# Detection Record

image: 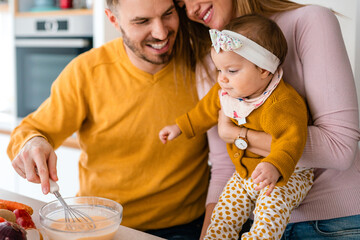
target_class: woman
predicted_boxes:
[176,0,360,239]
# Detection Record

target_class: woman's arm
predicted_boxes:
[218,109,271,157]
[200,203,216,239]
[288,6,360,170]
[204,125,235,204]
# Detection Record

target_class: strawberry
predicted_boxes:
[16,217,36,229]
[13,209,36,229]
[13,209,31,219]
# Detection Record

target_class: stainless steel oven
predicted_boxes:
[15,15,92,117]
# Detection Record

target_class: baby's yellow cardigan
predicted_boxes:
[177,80,308,186]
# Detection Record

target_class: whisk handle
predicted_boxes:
[49,179,60,193]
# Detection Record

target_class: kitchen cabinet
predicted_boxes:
[14,0,92,17]
[14,8,92,17]
[13,0,93,118]
[0,133,81,202]
[0,0,118,119]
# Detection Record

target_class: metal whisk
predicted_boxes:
[49,179,96,231]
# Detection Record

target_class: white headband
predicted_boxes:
[209,29,280,74]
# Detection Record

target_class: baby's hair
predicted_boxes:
[225,14,288,66]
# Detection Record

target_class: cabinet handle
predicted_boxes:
[15,39,90,48]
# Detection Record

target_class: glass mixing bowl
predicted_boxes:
[39,196,123,240]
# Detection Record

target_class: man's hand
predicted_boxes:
[159,124,182,144]
[11,136,58,194]
[251,162,280,196]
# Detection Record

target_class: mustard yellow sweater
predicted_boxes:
[177,80,307,186]
[7,38,210,230]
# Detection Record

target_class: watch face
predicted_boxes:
[235,138,248,150]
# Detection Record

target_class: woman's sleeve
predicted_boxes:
[205,126,235,205]
[296,6,360,170]
[196,57,235,205]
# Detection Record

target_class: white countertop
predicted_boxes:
[0,189,165,240]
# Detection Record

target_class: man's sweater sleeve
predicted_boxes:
[7,57,88,160]
[176,83,222,138]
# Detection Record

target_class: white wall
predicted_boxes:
[93,0,120,48]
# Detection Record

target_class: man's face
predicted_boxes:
[107,0,179,67]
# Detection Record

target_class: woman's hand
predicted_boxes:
[217,109,239,143]
[218,110,272,157]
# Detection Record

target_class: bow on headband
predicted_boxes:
[209,29,280,74]
[209,29,243,53]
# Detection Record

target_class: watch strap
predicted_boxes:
[238,127,248,140]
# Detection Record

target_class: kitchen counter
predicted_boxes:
[0,189,165,240]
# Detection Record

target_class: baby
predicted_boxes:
[159,14,314,240]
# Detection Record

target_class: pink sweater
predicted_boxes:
[202,5,360,223]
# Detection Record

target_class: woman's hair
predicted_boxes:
[233,0,304,17]
[225,14,288,66]
[173,2,197,89]
[180,0,304,82]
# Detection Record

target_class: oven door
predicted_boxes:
[15,38,92,117]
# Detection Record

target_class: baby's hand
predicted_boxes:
[251,162,280,196]
[159,124,182,144]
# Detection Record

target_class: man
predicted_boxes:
[7,0,210,238]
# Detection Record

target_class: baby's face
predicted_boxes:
[211,48,270,99]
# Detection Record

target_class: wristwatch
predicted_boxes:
[234,128,248,150]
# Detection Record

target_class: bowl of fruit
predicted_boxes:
[0,199,42,240]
